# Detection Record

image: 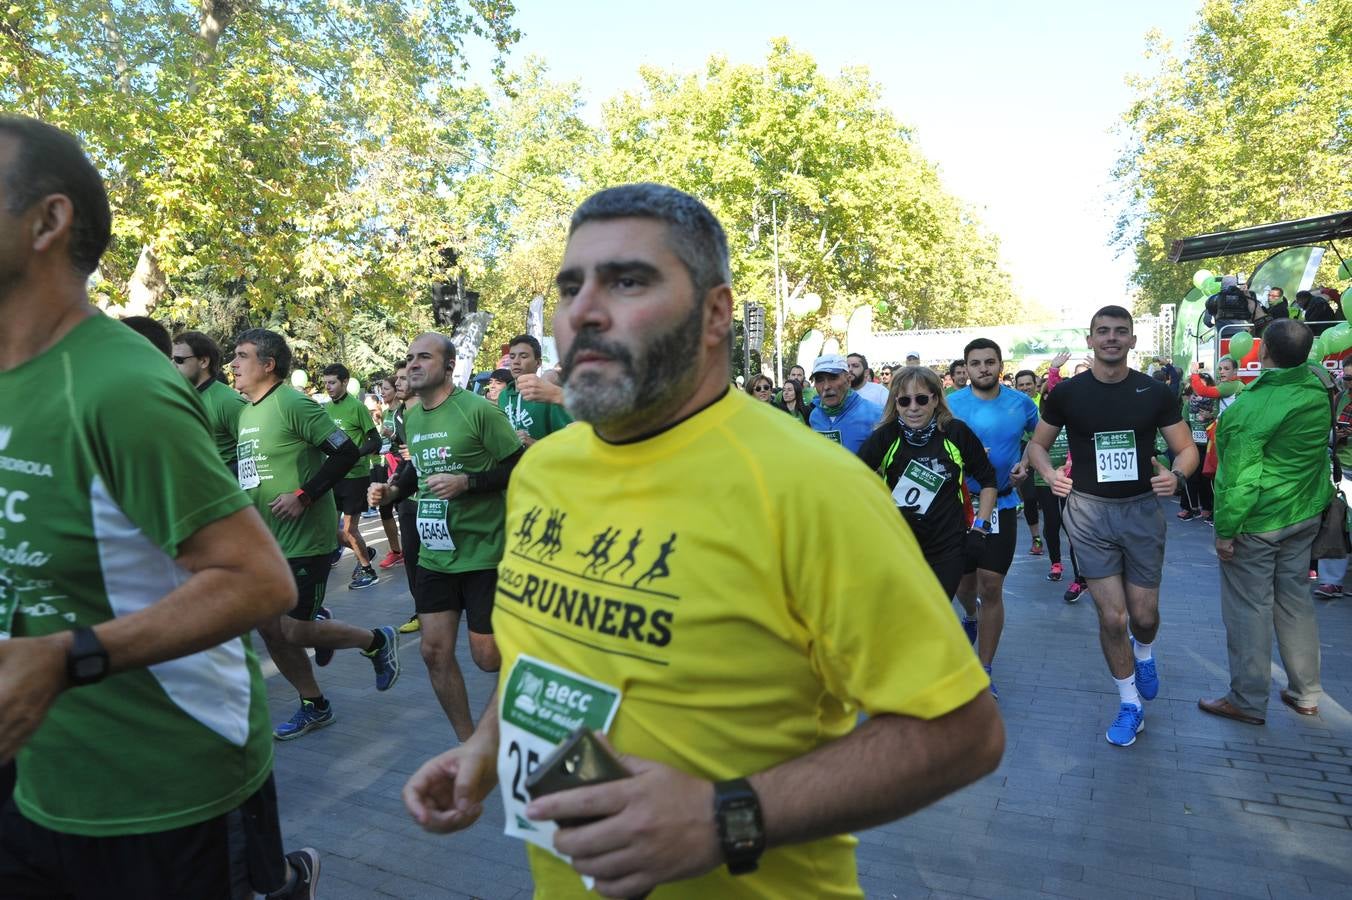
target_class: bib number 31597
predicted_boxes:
[1094,431,1137,483]
[498,655,622,859]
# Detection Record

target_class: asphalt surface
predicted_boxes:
[264,501,1352,898]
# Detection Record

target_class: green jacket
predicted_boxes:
[1213,364,1333,539]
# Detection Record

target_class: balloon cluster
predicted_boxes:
[1193,269,1223,296]
[1313,321,1352,361]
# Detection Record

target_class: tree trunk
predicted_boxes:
[124,246,169,316]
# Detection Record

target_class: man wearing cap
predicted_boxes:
[906,352,921,367]
[809,354,883,453]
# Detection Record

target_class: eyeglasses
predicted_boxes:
[896,394,932,407]
[752,384,772,392]
[172,355,194,365]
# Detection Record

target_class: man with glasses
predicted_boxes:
[172,330,247,474]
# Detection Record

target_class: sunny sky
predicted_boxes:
[469,0,1202,323]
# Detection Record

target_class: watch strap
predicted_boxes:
[714,777,765,875]
[66,626,109,687]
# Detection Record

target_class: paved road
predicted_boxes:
[267,504,1352,898]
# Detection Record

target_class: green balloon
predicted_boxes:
[1203,277,1223,295]
[1192,269,1213,290]
[1331,330,1352,355]
[1228,331,1254,360]
[1339,258,1352,282]
[876,301,890,313]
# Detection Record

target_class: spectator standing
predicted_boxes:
[1199,320,1332,724]
[773,377,812,425]
[1315,371,1352,599]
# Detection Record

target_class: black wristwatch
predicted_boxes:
[714,778,765,875]
[66,626,110,686]
[1171,469,1187,482]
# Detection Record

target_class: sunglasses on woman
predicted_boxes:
[896,393,932,407]
[753,384,772,392]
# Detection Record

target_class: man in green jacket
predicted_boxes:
[1200,320,1333,725]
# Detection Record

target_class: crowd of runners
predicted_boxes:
[1,115,1342,899]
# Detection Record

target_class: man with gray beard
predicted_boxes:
[401,183,1002,899]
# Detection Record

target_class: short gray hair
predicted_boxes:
[570,183,731,299]
[235,328,292,380]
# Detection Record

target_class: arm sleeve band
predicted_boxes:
[299,431,362,499]
[465,446,525,494]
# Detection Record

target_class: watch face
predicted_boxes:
[75,657,104,679]
[724,805,759,841]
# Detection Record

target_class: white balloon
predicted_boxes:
[291,370,309,388]
[348,377,361,396]
[822,337,841,356]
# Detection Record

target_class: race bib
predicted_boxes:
[972,502,1000,534]
[893,459,945,515]
[416,499,455,551]
[499,655,622,861]
[1191,428,1208,444]
[820,429,842,444]
[236,443,260,490]
[1094,431,1138,483]
[0,587,15,640]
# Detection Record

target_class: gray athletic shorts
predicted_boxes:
[1063,491,1166,588]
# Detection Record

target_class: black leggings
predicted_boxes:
[397,499,420,595]
[1019,476,1039,526]
[1182,442,1213,512]
[1035,485,1080,579]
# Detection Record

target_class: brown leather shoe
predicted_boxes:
[1198,697,1265,725]
[1280,690,1319,716]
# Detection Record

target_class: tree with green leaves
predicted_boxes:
[1,0,519,368]
[1114,0,1352,313]
[590,39,1020,373]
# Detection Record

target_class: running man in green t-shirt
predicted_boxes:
[370,333,524,740]
[232,329,401,741]
[171,330,247,473]
[321,362,382,589]
[0,115,319,899]
[499,333,572,445]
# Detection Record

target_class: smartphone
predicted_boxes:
[525,726,630,828]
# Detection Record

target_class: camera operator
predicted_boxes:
[1205,274,1269,337]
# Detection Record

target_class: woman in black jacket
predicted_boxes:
[857,366,997,597]
[773,377,812,424]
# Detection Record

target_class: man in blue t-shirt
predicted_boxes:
[946,338,1039,699]
[808,353,883,453]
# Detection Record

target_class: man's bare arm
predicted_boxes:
[0,507,296,761]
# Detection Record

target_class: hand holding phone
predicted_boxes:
[525,726,630,828]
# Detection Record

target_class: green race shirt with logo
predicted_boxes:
[237,384,340,557]
[325,391,375,479]
[197,377,248,468]
[0,314,271,837]
[497,384,573,442]
[406,389,522,573]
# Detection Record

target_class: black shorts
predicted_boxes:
[370,465,395,521]
[286,554,329,621]
[0,774,286,900]
[332,476,370,516]
[414,566,496,633]
[963,507,1018,576]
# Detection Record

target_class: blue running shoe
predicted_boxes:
[983,664,999,701]
[313,607,334,667]
[1105,703,1144,747]
[364,625,400,691]
[349,565,378,590]
[329,548,343,568]
[274,700,334,741]
[1131,637,1159,701]
[961,616,978,645]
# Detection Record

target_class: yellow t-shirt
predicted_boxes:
[495,389,988,899]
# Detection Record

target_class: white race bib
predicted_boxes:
[892,459,945,515]
[1094,431,1138,483]
[499,655,622,861]
[1191,428,1208,444]
[973,502,1000,534]
[237,443,260,490]
[416,499,455,551]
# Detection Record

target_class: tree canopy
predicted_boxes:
[1114,0,1352,313]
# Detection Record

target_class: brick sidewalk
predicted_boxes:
[269,510,1352,898]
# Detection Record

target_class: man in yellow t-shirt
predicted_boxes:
[402,184,1003,899]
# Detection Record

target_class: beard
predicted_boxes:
[561,302,704,428]
[850,371,866,389]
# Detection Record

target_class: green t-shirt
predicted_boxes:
[1,314,271,837]
[407,389,522,573]
[237,384,340,558]
[196,377,247,469]
[498,384,573,442]
[1034,429,1070,487]
[325,391,376,479]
